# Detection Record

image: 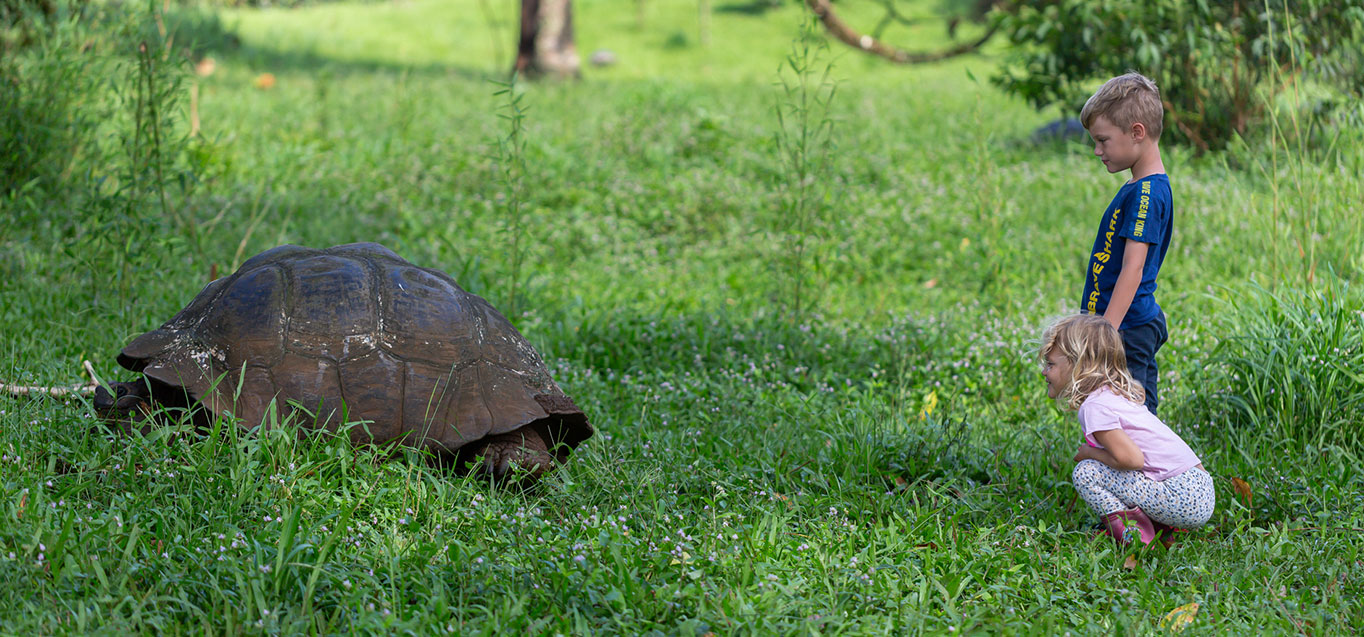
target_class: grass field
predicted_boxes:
[2,0,1363,633]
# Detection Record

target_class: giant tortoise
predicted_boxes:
[93,242,592,481]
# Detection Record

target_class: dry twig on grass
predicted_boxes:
[0,360,100,398]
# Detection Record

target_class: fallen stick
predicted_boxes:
[0,382,95,398]
[83,360,103,387]
[0,360,100,398]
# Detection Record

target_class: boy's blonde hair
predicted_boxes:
[1080,72,1164,141]
[1039,314,1145,410]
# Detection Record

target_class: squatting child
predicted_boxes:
[1078,72,1173,415]
[1041,314,1213,546]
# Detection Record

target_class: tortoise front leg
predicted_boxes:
[473,425,556,482]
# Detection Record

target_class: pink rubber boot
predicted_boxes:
[1101,507,1156,546]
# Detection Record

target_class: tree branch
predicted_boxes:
[870,0,933,40]
[804,0,999,65]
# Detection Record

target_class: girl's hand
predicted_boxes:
[1072,431,1145,470]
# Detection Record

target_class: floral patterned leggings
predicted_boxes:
[1072,460,1216,529]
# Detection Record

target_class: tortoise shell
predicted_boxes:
[116,242,591,459]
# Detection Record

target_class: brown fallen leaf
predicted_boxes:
[1231,477,1252,507]
[17,493,26,519]
[1160,602,1200,632]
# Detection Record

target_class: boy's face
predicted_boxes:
[1042,349,1073,400]
[1088,115,1141,174]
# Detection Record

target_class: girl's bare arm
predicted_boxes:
[1075,429,1146,471]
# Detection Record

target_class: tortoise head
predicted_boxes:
[93,380,154,426]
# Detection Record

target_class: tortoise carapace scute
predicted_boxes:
[114,242,591,474]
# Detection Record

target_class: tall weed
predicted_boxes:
[489,73,531,318]
[87,5,194,312]
[771,17,837,323]
[1179,281,1364,453]
[1223,0,1364,284]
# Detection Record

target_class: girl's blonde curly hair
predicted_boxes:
[1039,314,1145,410]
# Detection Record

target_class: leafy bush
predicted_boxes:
[2,0,207,313]
[174,0,383,8]
[1,1,108,195]
[1,0,207,197]
[991,0,1364,153]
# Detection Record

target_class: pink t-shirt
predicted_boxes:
[1079,386,1202,481]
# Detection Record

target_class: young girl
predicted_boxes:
[1040,314,1214,545]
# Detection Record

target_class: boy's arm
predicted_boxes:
[1102,239,1149,330]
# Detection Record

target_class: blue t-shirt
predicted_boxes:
[1080,174,1173,330]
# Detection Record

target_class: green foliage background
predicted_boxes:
[1,0,1362,633]
[992,0,1364,153]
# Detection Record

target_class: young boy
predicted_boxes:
[1078,72,1173,416]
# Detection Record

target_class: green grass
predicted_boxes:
[2,0,1363,633]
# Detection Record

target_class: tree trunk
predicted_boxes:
[515,0,580,79]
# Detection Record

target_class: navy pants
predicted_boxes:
[1121,312,1168,415]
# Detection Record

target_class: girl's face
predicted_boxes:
[1042,348,1073,400]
